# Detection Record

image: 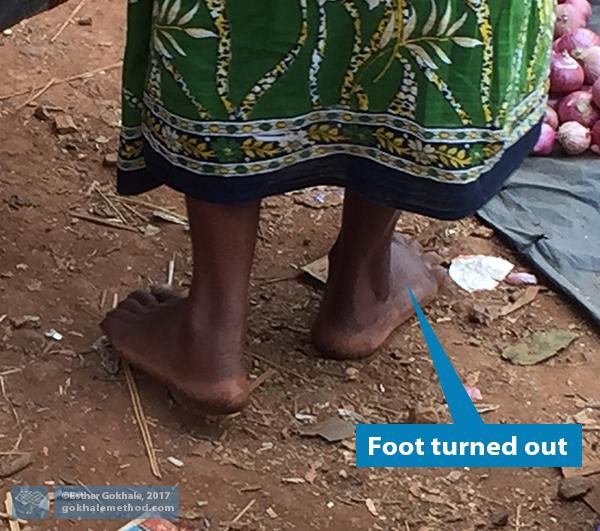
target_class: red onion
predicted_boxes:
[550,51,584,94]
[564,0,593,21]
[580,47,600,84]
[555,4,587,39]
[557,90,600,127]
[557,121,592,155]
[548,95,562,109]
[592,79,600,107]
[592,121,600,154]
[544,106,559,130]
[532,123,557,156]
[553,28,600,59]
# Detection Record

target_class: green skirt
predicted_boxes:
[118,0,553,219]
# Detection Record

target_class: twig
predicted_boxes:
[476,404,500,415]
[263,274,299,284]
[225,499,256,531]
[15,78,56,111]
[0,62,121,102]
[123,363,161,478]
[0,511,26,525]
[111,295,161,479]
[477,494,508,507]
[249,368,276,392]
[373,403,403,417]
[4,492,20,531]
[167,257,175,287]
[107,195,182,217]
[12,430,24,452]
[246,352,311,383]
[50,0,87,43]
[404,521,411,531]
[94,185,128,225]
[0,369,22,377]
[99,289,107,310]
[515,503,522,531]
[118,201,149,223]
[70,212,138,233]
[0,377,20,426]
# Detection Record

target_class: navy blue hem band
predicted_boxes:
[117,123,541,221]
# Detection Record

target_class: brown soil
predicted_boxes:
[0,4,599,530]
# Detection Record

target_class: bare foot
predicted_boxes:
[101,287,249,415]
[312,236,446,360]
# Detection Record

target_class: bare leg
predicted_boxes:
[312,191,445,359]
[101,197,260,414]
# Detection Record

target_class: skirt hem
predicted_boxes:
[117,122,541,221]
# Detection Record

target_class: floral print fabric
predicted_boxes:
[118,0,553,188]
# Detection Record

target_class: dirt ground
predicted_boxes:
[1,3,599,530]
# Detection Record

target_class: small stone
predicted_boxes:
[54,114,77,134]
[471,225,494,239]
[345,367,359,381]
[412,406,440,424]
[26,280,42,292]
[34,105,52,121]
[102,153,118,167]
[77,16,93,26]
[365,498,378,517]
[490,508,510,527]
[558,476,593,500]
[304,468,317,484]
[0,453,33,478]
[142,224,161,237]
[446,470,462,483]
[10,315,40,329]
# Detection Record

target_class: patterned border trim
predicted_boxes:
[118,83,546,185]
[141,82,546,144]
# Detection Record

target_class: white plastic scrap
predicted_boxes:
[45,329,63,341]
[167,456,184,468]
[449,255,514,293]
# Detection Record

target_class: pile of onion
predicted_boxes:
[533,0,600,156]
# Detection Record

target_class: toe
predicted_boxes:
[128,289,157,307]
[150,285,179,303]
[100,309,135,339]
[117,298,146,314]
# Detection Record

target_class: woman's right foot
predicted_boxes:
[101,288,249,415]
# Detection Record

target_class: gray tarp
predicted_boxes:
[479,2,600,327]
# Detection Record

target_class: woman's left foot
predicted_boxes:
[312,235,446,360]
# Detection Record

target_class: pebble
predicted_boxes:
[102,153,118,167]
[54,114,77,134]
[345,367,359,381]
[490,508,510,527]
[558,476,593,500]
